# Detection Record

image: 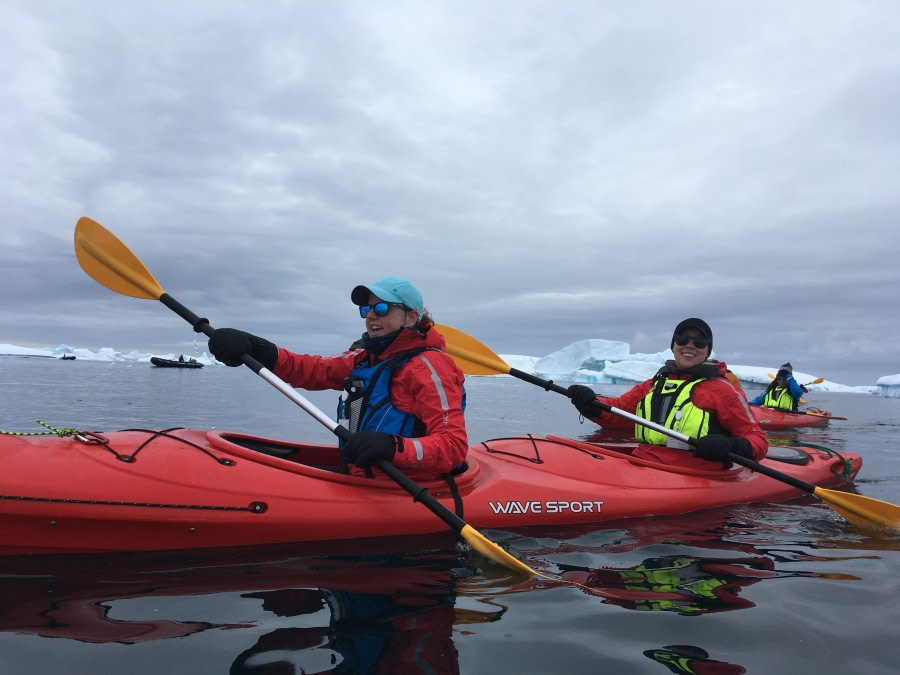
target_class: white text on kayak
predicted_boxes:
[487,500,604,514]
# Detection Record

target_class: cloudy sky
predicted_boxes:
[3,1,897,385]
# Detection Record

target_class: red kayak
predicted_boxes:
[751,406,839,429]
[0,428,861,555]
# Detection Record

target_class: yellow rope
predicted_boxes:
[0,420,82,437]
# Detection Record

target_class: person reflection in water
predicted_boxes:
[557,553,779,615]
[644,644,747,674]
[229,569,468,674]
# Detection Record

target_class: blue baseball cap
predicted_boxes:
[351,277,424,316]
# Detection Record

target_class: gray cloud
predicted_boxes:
[2,1,897,385]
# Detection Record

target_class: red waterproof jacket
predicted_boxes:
[587,360,767,469]
[273,325,468,481]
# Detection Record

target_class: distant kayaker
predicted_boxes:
[566,318,767,468]
[749,363,803,412]
[208,277,468,482]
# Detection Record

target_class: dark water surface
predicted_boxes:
[2,359,899,674]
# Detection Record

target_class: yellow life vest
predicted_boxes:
[635,377,711,446]
[762,386,797,411]
[620,556,728,614]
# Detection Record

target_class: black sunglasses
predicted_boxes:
[358,302,408,318]
[673,333,710,349]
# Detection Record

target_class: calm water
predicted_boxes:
[1,358,899,674]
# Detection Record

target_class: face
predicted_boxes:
[363,293,419,337]
[673,327,710,370]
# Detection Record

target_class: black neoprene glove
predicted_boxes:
[567,385,601,418]
[208,328,278,369]
[344,431,401,477]
[692,435,753,463]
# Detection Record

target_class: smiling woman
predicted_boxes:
[565,317,768,470]
[208,276,469,485]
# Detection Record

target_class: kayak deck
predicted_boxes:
[752,406,835,429]
[0,428,862,555]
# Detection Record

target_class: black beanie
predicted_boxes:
[671,318,713,353]
[777,362,793,377]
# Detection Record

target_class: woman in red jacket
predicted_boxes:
[208,277,468,482]
[567,318,766,469]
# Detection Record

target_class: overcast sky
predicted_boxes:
[3,1,898,385]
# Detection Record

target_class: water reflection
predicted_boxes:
[554,553,778,615]
[0,541,487,674]
[643,644,746,674]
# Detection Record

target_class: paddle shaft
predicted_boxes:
[160,292,471,532]
[510,367,822,496]
[750,403,846,421]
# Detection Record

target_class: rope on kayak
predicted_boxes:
[0,420,84,437]
[0,493,267,513]
[481,434,545,463]
[789,441,854,482]
[481,435,609,463]
[0,424,236,468]
[92,427,237,466]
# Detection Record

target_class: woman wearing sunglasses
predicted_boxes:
[748,363,804,411]
[208,277,468,482]
[567,318,767,468]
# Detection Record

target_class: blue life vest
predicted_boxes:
[337,348,434,453]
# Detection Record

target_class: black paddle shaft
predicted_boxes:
[158,292,272,374]
[510,367,818,496]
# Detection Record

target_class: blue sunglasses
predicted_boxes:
[358,302,408,318]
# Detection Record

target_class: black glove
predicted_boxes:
[567,385,600,418]
[344,431,401,476]
[208,328,278,369]
[692,435,753,463]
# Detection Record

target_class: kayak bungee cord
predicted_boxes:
[787,441,855,481]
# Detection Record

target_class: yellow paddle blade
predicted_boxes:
[813,487,900,533]
[434,324,512,376]
[459,525,539,576]
[74,217,165,300]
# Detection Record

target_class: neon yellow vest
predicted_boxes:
[635,378,710,446]
[762,386,796,411]
[621,557,728,614]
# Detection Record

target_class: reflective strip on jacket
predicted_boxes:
[273,326,468,480]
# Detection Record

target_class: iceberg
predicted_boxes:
[876,374,900,399]
[0,340,893,396]
[502,341,886,396]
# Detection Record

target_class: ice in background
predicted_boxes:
[4,338,897,398]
